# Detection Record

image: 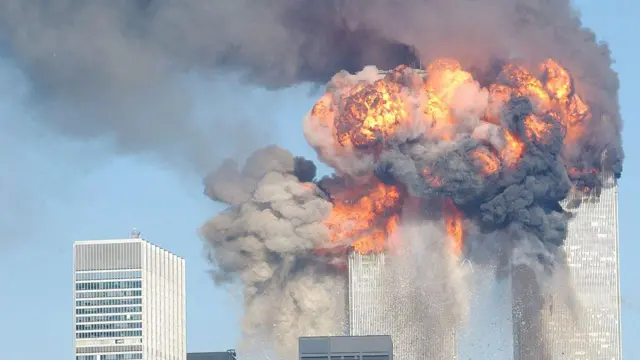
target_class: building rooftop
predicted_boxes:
[187,352,235,360]
[73,229,184,260]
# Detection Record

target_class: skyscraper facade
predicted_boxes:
[347,251,457,359]
[512,171,622,359]
[74,232,186,360]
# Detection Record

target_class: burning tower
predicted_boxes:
[336,69,460,360]
[512,161,622,359]
[202,57,623,359]
[347,250,459,359]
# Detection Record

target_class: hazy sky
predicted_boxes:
[0,1,637,359]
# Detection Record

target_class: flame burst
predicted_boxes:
[336,81,408,148]
[308,57,592,255]
[471,148,500,175]
[443,198,464,256]
[323,181,404,254]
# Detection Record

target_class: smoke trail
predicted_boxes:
[200,146,346,358]
[0,0,621,173]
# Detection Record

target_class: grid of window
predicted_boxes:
[76,290,142,299]
[76,322,142,331]
[76,280,142,291]
[76,314,142,323]
[76,354,143,360]
[539,174,622,359]
[76,345,143,354]
[76,306,142,315]
[76,330,142,339]
[76,298,142,307]
[101,354,143,360]
[512,172,622,360]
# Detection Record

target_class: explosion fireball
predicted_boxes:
[304,58,600,258]
[203,54,621,358]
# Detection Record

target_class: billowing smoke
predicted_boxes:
[203,59,621,356]
[1,0,622,358]
[0,0,621,172]
[200,146,346,358]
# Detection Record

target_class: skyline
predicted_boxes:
[0,2,638,360]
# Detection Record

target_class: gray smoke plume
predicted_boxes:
[0,0,622,174]
[200,146,346,358]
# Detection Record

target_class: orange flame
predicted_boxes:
[422,167,442,187]
[470,149,500,175]
[335,80,408,148]
[443,198,464,255]
[323,181,404,254]
[501,63,552,111]
[523,115,552,143]
[540,59,590,144]
[501,130,525,167]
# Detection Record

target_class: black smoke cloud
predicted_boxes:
[0,0,622,174]
[374,94,572,273]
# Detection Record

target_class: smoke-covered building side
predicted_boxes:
[201,56,622,359]
[348,251,458,359]
[513,167,622,360]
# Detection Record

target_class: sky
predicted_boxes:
[0,1,637,359]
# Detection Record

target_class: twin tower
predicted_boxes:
[345,171,622,359]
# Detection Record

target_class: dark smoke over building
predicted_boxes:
[202,57,622,357]
[0,0,622,172]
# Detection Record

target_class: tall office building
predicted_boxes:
[74,231,186,360]
[512,171,622,359]
[347,251,457,359]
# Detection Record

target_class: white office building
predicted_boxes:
[73,231,186,360]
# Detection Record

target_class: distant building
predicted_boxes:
[299,335,393,360]
[73,231,186,360]
[512,170,622,359]
[187,351,237,360]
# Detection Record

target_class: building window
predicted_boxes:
[76,345,143,354]
[99,353,143,360]
[76,298,142,307]
[76,280,142,291]
[76,322,142,331]
[75,330,142,339]
[76,314,142,323]
[76,306,142,315]
[76,290,142,299]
